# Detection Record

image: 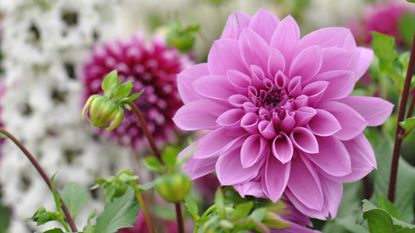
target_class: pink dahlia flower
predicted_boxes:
[174,9,393,219]
[83,35,189,151]
[349,1,415,44]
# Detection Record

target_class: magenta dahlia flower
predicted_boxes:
[118,212,178,233]
[349,1,415,44]
[174,9,393,219]
[83,35,189,151]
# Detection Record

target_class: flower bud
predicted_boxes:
[82,95,124,131]
[155,172,191,203]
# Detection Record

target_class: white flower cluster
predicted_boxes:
[0,0,133,232]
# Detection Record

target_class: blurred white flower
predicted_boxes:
[0,0,135,232]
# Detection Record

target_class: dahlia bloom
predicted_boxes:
[174,9,393,219]
[349,1,415,44]
[83,35,188,151]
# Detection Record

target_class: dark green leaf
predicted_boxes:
[95,187,139,233]
[61,182,89,219]
[231,201,254,220]
[31,208,60,226]
[364,208,395,233]
[143,156,165,173]
[377,193,401,219]
[184,196,199,220]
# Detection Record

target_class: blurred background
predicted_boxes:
[0,0,414,232]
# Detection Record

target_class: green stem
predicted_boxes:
[129,102,186,233]
[0,128,78,232]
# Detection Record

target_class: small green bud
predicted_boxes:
[166,23,200,52]
[82,95,124,131]
[156,172,191,203]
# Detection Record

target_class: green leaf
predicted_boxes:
[214,189,225,218]
[0,132,6,138]
[372,136,415,222]
[371,32,398,62]
[231,201,254,220]
[400,117,415,135]
[61,182,89,219]
[377,193,401,219]
[138,181,156,191]
[43,229,64,233]
[364,208,395,233]
[113,81,133,100]
[150,205,176,220]
[262,212,290,229]
[407,0,415,3]
[104,184,117,203]
[399,14,415,47]
[184,196,199,220]
[31,207,60,226]
[249,208,266,222]
[162,146,179,171]
[102,70,120,94]
[95,187,139,233]
[143,156,165,173]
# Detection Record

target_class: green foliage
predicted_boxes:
[371,32,403,89]
[31,207,60,226]
[400,116,415,136]
[166,21,200,52]
[162,146,180,171]
[193,188,292,233]
[95,187,139,233]
[93,170,138,202]
[372,137,415,222]
[184,195,200,220]
[61,182,89,219]
[143,156,165,173]
[362,200,415,233]
[155,172,192,203]
[399,14,415,47]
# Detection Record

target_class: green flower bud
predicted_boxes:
[166,23,200,52]
[82,95,124,131]
[156,172,191,203]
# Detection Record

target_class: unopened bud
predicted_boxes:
[82,95,124,131]
[156,172,191,203]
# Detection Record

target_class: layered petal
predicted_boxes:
[270,15,300,62]
[249,8,280,42]
[221,11,251,39]
[338,96,393,126]
[208,39,247,75]
[177,64,209,104]
[263,156,291,202]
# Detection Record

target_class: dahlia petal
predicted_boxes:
[258,120,277,139]
[287,157,324,211]
[299,27,356,50]
[173,99,227,131]
[322,101,368,140]
[227,70,251,89]
[228,94,250,107]
[302,81,328,106]
[241,134,267,168]
[180,142,217,179]
[315,70,356,100]
[208,39,247,75]
[288,76,302,97]
[308,109,341,136]
[285,189,328,220]
[280,111,296,133]
[294,107,317,126]
[289,46,322,82]
[270,15,300,62]
[193,75,234,100]
[194,127,246,159]
[241,112,259,133]
[290,127,319,154]
[263,156,291,202]
[235,181,266,198]
[294,95,309,108]
[319,48,354,73]
[277,223,320,233]
[268,48,286,77]
[306,136,351,177]
[177,64,209,104]
[274,71,289,89]
[349,48,374,79]
[340,134,376,182]
[217,108,245,126]
[249,8,280,42]
[272,132,294,163]
[239,29,270,69]
[221,11,252,39]
[216,146,261,185]
[338,96,393,126]
[319,176,343,218]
